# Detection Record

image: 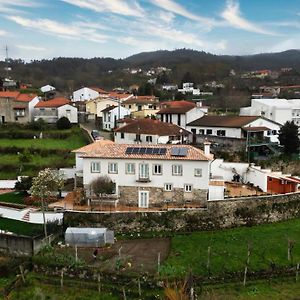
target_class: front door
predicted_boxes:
[138,191,149,208]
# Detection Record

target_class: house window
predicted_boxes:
[153,105,157,110]
[272,130,277,135]
[206,129,212,135]
[128,105,132,109]
[184,184,193,192]
[108,163,118,174]
[126,163,135,174]
[139,163,149,179]
[149,105,153,109]
[172,164,183,176]
[194,168,202,177]
[146,136,152,143]
[217,130,226,136]
[153,164,162,175]
[135,134,141,142]
[267,130,271,136]
[91,162,100,173]
[164,183,173,191]
[199,129,205,135]
[121,132,125,139]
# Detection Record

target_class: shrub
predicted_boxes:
[56,117,71,130]
[28,118,48,131]
[15,176,33,192]
[91,176,115,196]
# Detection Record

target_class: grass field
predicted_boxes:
[0,126,89,179]
[161,218,300,278]
[0,192,25,204]
[0,217,43,236]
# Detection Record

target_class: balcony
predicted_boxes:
[136,177,151,183]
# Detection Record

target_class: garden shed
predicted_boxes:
[65,227,114,247]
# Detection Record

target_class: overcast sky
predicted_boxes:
[0,0,300,61]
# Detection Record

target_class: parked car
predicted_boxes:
[91,130,103,141]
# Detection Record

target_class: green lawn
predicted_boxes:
[161,218,300,278]
[0,192,25,204]
[198,278,300,299]
[0,218,43,236]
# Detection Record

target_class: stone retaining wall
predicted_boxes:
[64,192,300,233]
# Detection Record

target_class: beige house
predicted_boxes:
[122,96,159,118]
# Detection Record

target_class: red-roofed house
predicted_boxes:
[73,87,109,102]
[34,97,78,123]
[157,100,208,128]
[114,118,191,144]
[0,91,39,123]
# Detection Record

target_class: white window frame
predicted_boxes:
[138,190,149,208]
[194,168,202,177]
[172,164,183,176]
[184,184,193,193]
[91,162,100,173]
[153,164,162,175]
[125,163,135,174]
[108,162,118,174]
[139,163,149,179]
[164,183,173,191]
[146,136,153,143]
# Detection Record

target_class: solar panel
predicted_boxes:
[139,147,146,154]
[158,148,167,155]
[152,148,160,154]
[132,147,139,154]
[125,147,134,154]
[171,147,188,156]
[145,148,153,154]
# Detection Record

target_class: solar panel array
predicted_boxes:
[125,147,167,155]
[170,147,188,157]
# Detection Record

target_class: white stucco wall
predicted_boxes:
[57,104,78,123]
[208,185,225,200]
[0,180,17,189]
[82,158,210,192]
[73,87,99,102]
[96,99,119,117]
[102,107,130,131]
[28,96,40,121]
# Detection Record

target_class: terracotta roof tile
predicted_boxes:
[16,94,37,102]
[101,105,117,113]
[187,115,260,128]
[114,118,190,135]
[35,97,70,108]
[0,92,37,102]
[0,91,20,98]
[157,100,196,114]
[73,140,211,161]
[123,95,159,104]
[108,92,133,100]
[89,87,109,94]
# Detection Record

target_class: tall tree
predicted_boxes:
[30,168,64,241]
[278,121,300,155]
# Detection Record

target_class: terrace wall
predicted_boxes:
[64,191,300,233]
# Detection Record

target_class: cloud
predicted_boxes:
[16,45,46,51]
[61,0,144,17]
[150,0,215,27]
[221,0,275,35]
[0,0,39,13]
[0,29,7,36]
[158,10,175,24]
[6,15,108,43]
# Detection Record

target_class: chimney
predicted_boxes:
[204,140,211,156]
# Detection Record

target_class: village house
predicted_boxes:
[0,91,39,123]
[122,95,159,118]
[178,82,201,95]
[211,159,300,194]
[240,98,300,126]
[157,100,208,129]
[114,118,191,144]
[102,105,130,130]
[40,84,55,93]
[72,87,108,102]
[73,140,217,208]
[34,97,78,123]
[186,115,281,143]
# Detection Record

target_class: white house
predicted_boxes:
[73,87,108,102]
[102,105,130,130]
[73,140,216,208]
[114,118,191,144]
[178,82,200,95]
[40,85,55,93]
[240,98,300,126]
[157,100,208,129]
[34,97,78,123]
[186,115,281,143]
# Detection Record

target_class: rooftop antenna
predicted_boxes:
[5,45,8,61]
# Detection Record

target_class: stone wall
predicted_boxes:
[64,192,300,233]
[118,186,207,207]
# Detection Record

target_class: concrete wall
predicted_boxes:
[64,191,300,233]
[73,88,99,102]
[58,104,78,123]
[0,180,17,189]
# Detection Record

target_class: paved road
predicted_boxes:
[80,122,113,141]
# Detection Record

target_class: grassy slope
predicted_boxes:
[0,217,42,236]
[0,192,25,204]
[161,218,300,277]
